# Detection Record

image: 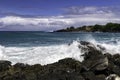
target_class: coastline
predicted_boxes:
[0,41,120,80]
[54,23,120,33]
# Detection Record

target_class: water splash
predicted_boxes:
[0,38,120,65]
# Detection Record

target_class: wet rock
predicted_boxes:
[79,41,97,54]
[110,65,120,76]
[42,58,82,75]
[104,53,113,61]
[82,71,96,80]
[80,41,91,45]
[113,54,120,66]
[104,53,120,76]
[106,74,120,80]
[36,58,84,80]
[0,60,11,72]
[82,50,108,71]
[95,74,106,80]
[0,43,120,80]
[13,63,30,70]
[79,41,108,71]
[58,58,82,70]
[97,44,106,51]
[38,72,85,80]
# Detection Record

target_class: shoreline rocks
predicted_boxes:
[106,74,120,80]
[0,60,11,72]
[0,41,120,80]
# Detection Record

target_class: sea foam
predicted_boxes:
[0,39,120,65]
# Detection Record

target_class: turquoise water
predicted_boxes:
[0,31,120,65]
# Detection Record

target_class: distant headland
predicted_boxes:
[54,23,120,32]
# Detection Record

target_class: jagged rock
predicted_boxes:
[57,58,82,70]
[104,53,120,76]
[81,42,108,71]
[2,71,26,80]
[0,60,11,72]
[109,65,120,76]
[0,44,120,80]
[36,58,84,80]
[79,41,97,54]
[80,41,91,45]
[113,54,120,66]
[13,63,29,70]
[104,53,113,61]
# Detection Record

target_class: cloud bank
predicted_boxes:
[0,6,120,31]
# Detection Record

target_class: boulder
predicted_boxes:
[0,60,11,72]
[113,54,120,66]
[79,41,97,54]
[1,42,120,80]
[58,58,82,70]
[13,63,29,71]
[82,58,108,71]
[80,41,108,71]
[105,53,120,76]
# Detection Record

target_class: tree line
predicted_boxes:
[55,23,120,32]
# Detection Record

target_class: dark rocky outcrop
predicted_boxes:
[0,41,120,80]
[0,60,11,72]
[79,41,108,71]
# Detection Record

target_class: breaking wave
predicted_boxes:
[0,38,120,65]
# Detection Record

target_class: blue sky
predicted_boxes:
[0,0,120,31]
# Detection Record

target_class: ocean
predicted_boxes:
[0,31,120,65]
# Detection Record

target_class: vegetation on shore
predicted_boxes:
[55,23,120,32]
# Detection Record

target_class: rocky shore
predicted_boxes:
[0,41,120,80]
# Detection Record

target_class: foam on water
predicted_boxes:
[0,39,120,65]
[0,45,7,59]
[0,41,84,65]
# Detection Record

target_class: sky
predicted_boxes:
[0,0,120,31]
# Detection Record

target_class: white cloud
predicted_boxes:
[0,16,73,31]
[0,6,120,31]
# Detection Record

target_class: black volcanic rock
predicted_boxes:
[80,41,108,71]
[0,41,120,80]
[0,60,11,72]
[95,74,106,80]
